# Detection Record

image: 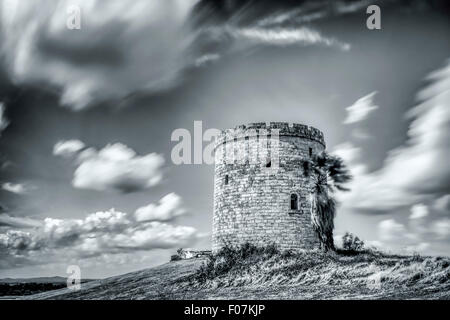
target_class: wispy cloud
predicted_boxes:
[53,139,85,158]
[372,205,449,255]
[231,27,350,51]
[333,61,450,255]
[343,91,379,124]
[0,0,355,109]
[431,218,450,239]
[194,53,221,67]
[351,128,372,140]
[433,194,450,212]
[0,102,8,135]
[337,60,450,211]
[1,182,28,194]
[0,0,198,110]
[0,214,42,228]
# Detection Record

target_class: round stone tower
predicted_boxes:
[212,122,326,252]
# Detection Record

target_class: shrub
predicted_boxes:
[281,249,294,259]
[193,242,280,283]
[342,232,365,252]
[170,254,181,261]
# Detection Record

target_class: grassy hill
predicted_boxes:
[16,247,450,300]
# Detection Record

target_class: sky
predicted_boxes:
[0,0,449,278]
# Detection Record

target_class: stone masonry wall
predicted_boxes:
[212,122,325,252]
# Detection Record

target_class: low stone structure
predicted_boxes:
[172,249,212,261]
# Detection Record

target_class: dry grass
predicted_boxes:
[19,244,450,300]
[175,244,449,299]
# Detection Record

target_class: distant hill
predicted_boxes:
[14,249,450,300]
[0,276,97,297]
[0,276,68,284]
[0,276,96,284]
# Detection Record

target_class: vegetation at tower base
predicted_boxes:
[193,242,280,282]
[181,243,449,300]
[302,151,352,252]
[342,232,365,252]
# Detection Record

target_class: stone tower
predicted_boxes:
[212,122,326,252]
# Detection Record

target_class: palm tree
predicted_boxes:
[302,151,352,251]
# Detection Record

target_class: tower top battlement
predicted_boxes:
[215,122,325,148]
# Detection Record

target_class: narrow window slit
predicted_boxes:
[290,194,298,210]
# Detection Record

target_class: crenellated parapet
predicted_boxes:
[214,122,325,149]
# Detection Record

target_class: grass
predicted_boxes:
[183,243,450,299]
[20,243,450,300]
[193,242,280,282]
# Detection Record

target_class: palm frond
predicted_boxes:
[302,150,353,251]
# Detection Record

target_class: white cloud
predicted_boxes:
[256,1,372,28]
[1,182,28,194]
[0,230,38,251]
[376,219,431,253]
[54,141,165,193]
[351,128,372,140]
[433,194,450,213]
[343,91,378,124]
[135,193,185,222]
[336,0,374,14]
[405,242,430,253]
[332,143,367,176]
[370,208,450,255]
[430,218,450,239]
[195,53,221,67]
[339,61,450,211]
[409,204,429,220]
[53,139,85,158]
[113,222,197,250]
[0,1,355,109]
[73,143,164,192]
[0,199,198,269]
[378,219,406,242]
[365,240,383,249]
[231,27,350,51]
[0,0,197,110]
[332,142,361,164]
